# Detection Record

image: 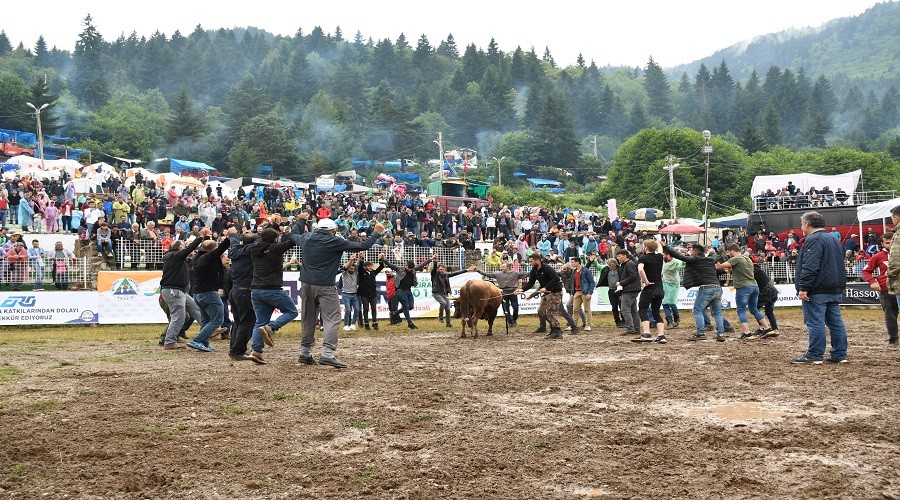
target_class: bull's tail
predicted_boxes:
[460,282,469,337]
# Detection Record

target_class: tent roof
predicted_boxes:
[170,159,217,174]
[750,170,861,199]
[527,178,562,186]
[857,197,900,222]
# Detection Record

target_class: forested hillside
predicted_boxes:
[0,11,898,215]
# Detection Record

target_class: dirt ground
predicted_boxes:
[0,307,898,499]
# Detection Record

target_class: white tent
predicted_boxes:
[4,155,41,168]
[205,180,236,200]
[856,197,900,222]
[856,197,900,237]
[750,170,862,202]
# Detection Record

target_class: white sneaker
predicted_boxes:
[584,326,592,331]
[350,324,357,330]
[343,325,352,331]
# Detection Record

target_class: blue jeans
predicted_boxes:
[193,290,224,346]
[734,285,764,324]
[801,293,848,361]
[393,289,414,323]
[342,293,361,326]
[693,286,724,335]
[250,289,298,352]
[0,209,6,227]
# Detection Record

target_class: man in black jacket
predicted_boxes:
[430,255,470,327]
[160,228,208,349]
[615,250,642,335]
[248,227,298,364]
[294,216,384,369]
[381,254,431,330]
[227,229,258,362]
[664,243,726,341]
[516,251,565,339]
[187,232,232,352]
[356,252,384,331]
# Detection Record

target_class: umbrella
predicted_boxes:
[659,223,704,234]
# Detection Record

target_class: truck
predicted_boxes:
[0,142,34,158]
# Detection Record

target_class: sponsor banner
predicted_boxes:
[0,291,98,325]
[97,271,167,324]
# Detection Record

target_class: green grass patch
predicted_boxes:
[357,467,380,483]
[55,360,76,368]
[220,405,252,416]
[0,363,22,382]
[29,398,60,413]
[2,463,29,480]
[346,418,373,430]
[406,412,440,423]
[272,391,311,402]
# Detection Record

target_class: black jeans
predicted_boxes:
[502,294,519,322]
[229,287,255,356]
[608,288,622,324]
[881,291,899,340]
[359,294,379,325]
[638,284,664,324]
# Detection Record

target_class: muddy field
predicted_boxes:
[0,307,898,499]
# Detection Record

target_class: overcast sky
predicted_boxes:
[5,0,886,68]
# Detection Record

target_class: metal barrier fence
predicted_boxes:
[0,257,91,290]
[110,240,870,284]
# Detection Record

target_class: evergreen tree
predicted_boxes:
[166,86,206,143]
[760,104,783,147]
[576,53,585,69]
[739,121,767,154]
[33,36,49,67]
[437,34,459,59]
[27,76,61,135]
[229,111,299,175]
[72,14,111,109]
[461,44,486,84]
[542,47,556,68]
[643,56,671,121]
[0,31,11,55]
[509,47,527,87]
[800,76,834,148]
[219,75,272,160]
[487,38,501,67]
[879,86,899,130]
[535,93,580,168]
[627,101,648,137]
[0,73,30,131]
[412,34,433,66]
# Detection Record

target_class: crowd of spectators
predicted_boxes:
[0,169,888,290]
[755,181,850,211]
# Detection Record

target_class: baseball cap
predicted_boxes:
[317,218,337,230]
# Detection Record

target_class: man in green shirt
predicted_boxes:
[716,243,772,339]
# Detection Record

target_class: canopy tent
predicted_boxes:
[0,163,18,173]
[750,170,861,202]
[205,180,236,200]
[709,212,749,228]
[856,196,900,238]
[170,159,218,176]
[856,197,900,223]
[82,162,120,180]
[527,178,565,194]
[0,129,36,145]
[659,223,704,234]
[627,208,663,221]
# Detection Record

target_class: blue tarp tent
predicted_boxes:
[1,163,19,172]
[0,129,36,145]
[388,173,421,184]
[512,171,528,178]
[170,159,218,175]
[527,178,565,194]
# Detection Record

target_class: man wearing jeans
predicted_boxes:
[187,230,232,352]
[793,211,848,364]
[339,254,361,331]
[381,255,430,330]
[248,227,299,364]
[664,244,725,341]
[160,230,206,350]
[716,243,772,340]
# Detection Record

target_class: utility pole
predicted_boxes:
[591,135,598,159]
[433,132,444,180]
[702,130,713,245]
[664,155,679,220]
[26,102,49,172]
[492,156,506,187]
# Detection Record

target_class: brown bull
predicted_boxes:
[458,280,502,338]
